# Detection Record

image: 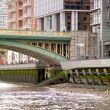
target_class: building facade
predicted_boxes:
[8,0,37,64]
[8,0,37,30]
[0,0,8,29]
[35,0,90,32]
[90,0,110,58]
[0,0,8,64]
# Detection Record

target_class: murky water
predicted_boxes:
[0,82,109,110]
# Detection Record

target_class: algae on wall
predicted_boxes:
[0,69,39,84]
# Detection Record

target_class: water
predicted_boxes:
[0,82,109,110]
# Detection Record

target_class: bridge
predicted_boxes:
[0,30,71,66]
[1,29,110,86]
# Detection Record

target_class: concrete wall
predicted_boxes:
[70,31,98,60]
[102,0,110,42]
[0,69,38,83]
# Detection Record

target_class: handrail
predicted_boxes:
[0,29,71,37]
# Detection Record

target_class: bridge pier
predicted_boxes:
[88,69,96,85]
[75,69,83,84]
[103,69,110,85]
[82,69,90,85]
[96,69,104,85]
[66,68,110,87]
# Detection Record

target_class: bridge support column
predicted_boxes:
[66,44,68,58]
[96,69,104,85]
[55,43,58,53]
[82,69,90,85]
[75,70,83,84]
[69,70,76,83]
[88,69,96,85]
[45,68,56,79]
[62,44,64,56]
[103,69,110,85]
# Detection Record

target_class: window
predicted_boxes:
[108,9,110,21]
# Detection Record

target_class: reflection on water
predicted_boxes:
[0,82,109,110]
[0,82,16,89]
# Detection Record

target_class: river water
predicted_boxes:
[0,82,110,110]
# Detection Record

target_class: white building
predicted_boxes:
[35,0,90,32]
[90,0,110,58]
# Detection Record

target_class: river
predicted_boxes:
[0,82,110,110]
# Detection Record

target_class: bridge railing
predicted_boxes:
[0,29,71,37]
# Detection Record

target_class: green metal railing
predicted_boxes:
[0,29,71,37]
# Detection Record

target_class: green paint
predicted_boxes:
[0,40,67,62]
[0,34,70,43]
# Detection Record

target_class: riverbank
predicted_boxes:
[49,83,110,98]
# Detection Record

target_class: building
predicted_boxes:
[0,0,8,64]
[0,0,8,29]
[35,0,98,60]
[8,0,37,30]
[90,0,110,58]
[8,0,37,64]
[35,0,90,32]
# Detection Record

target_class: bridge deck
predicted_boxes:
[0,30,71,43]
[61,59,110,70]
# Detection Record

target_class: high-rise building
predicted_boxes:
[90,0,110,58]
[0,0,8,64]
[8,0,37,30]
[35,0,90,32]
[0,0,8,29]
[8,0,37,64]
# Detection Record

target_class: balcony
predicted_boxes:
[9,17,16,22]
[90,3,101,12]
[90,19,101,26]
[23,13,31,18]
[18,16,23,20]
[18,6,23,10]
[23,24,31,30]
[9,7,16,12]
[24,1,31,6]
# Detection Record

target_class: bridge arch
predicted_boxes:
[0,41,67,66]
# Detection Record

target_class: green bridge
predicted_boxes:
[0,30,71,66]
[0,30,110,87]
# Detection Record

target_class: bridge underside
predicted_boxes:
[0,41,67,67]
